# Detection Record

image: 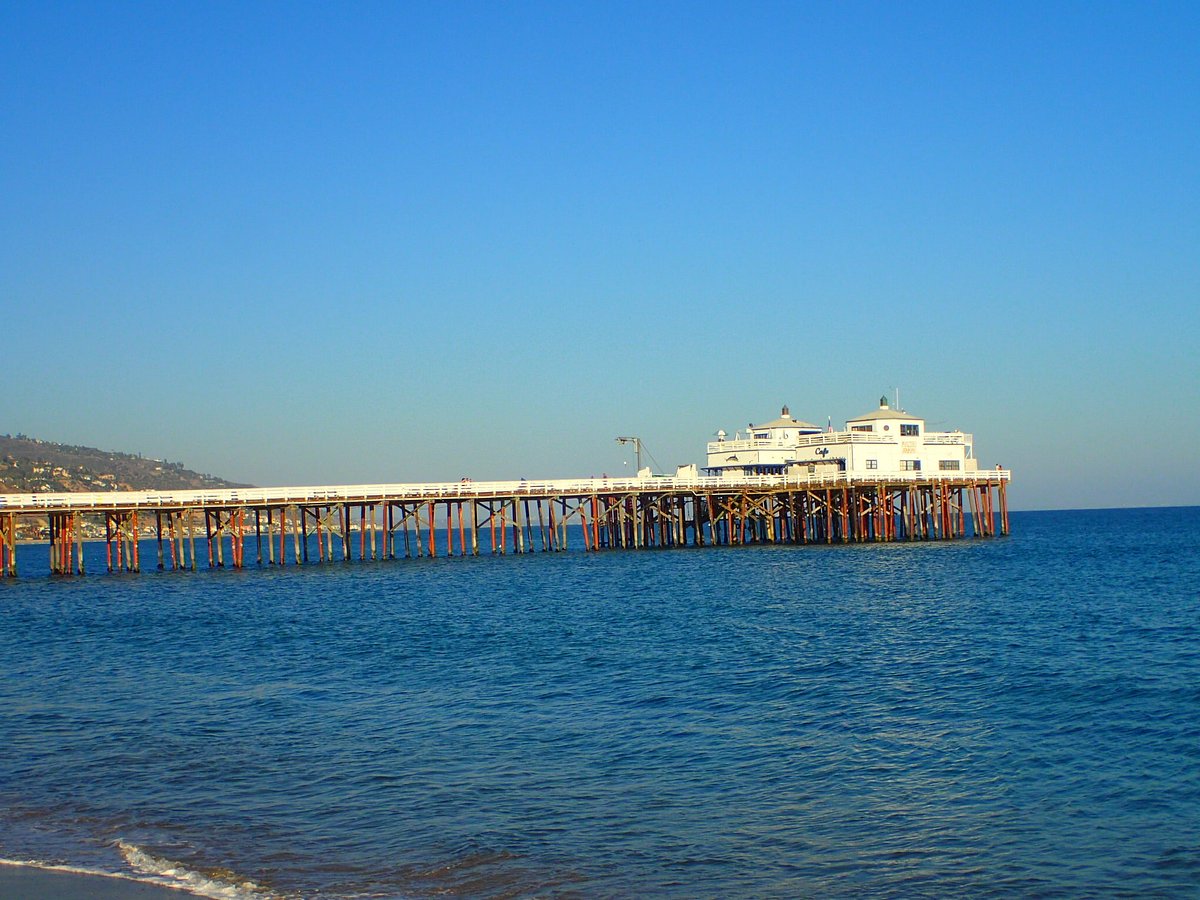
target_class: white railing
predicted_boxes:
[923,433,972,446]
[783,469,1009,486]
[705,438,792,453]
[0,469,1011,512]
[708,430,974,455]
[0,475,771,512]
[706,432,890,455]
[793,430,895,447]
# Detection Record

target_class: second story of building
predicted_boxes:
[706,406,822,476]
[705,397,981,479]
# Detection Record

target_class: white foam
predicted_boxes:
[1,855,197,891]
[116,841,282,899]
[1,856,144,879]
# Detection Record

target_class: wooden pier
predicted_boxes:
[0,472,1010,578]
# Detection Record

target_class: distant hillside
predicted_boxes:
[0,434,250,493]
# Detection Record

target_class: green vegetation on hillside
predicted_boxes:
[0,434,249,493]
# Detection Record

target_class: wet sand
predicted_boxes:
[0,864,195,898]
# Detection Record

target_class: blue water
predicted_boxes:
[1,508,1198,898]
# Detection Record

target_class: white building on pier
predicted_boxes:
[705,397,978,480]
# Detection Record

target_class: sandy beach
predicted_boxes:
[0,863,196,899]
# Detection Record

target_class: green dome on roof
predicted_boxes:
[849,396,921,422]
[750,405,821,432]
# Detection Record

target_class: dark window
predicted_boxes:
[901,460,921,471]
[901,423,920,436]
[939,459,961,471]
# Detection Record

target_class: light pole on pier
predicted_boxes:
[615,436,643,472]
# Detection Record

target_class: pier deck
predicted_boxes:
[1,471,1010,577]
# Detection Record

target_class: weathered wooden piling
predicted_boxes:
[0,473,1010,577]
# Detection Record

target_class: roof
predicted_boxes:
[847,407,922,422]
[750,405,820,431]
[753,414,821,430]
[848,398,922,423]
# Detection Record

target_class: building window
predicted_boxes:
[754,432,768,439]
[939,459,961,471]
[901,423,920,436]
[900,460,921,471]
[807,465,816,474]
[866,459,878,469]
[851,425,873,432]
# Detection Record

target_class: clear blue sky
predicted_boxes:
[2,2,1197,510]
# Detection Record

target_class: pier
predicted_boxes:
[0,471,1009,577]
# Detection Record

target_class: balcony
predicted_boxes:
[708,430,973,456]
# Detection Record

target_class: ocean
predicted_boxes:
[1,507,1197,898]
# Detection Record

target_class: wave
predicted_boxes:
[2,856,145,881]
[0,848,281,900]
[1,856,199,897]
[117,841,283,899]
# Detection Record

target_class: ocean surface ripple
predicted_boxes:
[1,507,1198,897]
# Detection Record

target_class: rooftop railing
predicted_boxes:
[708,430,974,454]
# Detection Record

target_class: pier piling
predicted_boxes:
[0,472,1010,577]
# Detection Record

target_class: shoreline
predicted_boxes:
[0,860,202,899]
